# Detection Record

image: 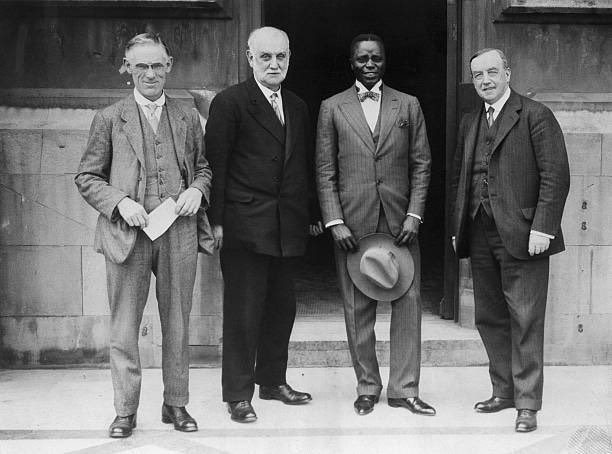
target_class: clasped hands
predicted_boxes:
[117,187,203,228]
[331,216,419,252]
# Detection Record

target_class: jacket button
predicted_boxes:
[273,176,280,182]
[272,156,279,161]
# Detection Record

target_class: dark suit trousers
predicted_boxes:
[469,208,548,410]
[105,216,197,416]
[220,247,297,402]
[334,209,422,398]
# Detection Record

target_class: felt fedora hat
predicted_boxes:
[346,233,415,301]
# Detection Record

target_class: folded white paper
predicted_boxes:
[142,198,179,241]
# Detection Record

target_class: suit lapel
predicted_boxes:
[283,94,297,166]
[120,96,145,166]
[165,97,187,167]
[339,88,375,152]
[491,90,521,154]
[463,109,481,174]
[376,86,400,152]
[246,78,285,145]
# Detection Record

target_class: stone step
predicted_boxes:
[190,314,488,368]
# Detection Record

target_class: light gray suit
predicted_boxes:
[75,95,211,415]
[316,84,431,398]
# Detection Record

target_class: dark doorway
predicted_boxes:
[265,0,447,316]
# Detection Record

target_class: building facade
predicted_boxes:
[0,0,611,367]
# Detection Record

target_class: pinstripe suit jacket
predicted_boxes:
[316,84,431,239]
[450,90,570,260]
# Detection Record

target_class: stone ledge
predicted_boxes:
[0,88,195,110]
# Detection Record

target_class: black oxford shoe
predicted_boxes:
[259,384,312,405]
[515,409,537,433]
[354,395,379,416]
[109,414,136,438]
[474,396,515,413]
[388,397,436,416]
[161,403,198,432]
[228,400,257,423]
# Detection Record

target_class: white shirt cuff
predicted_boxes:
[406,212,423,223]
[530,230,554,240]
[325,219,344,228]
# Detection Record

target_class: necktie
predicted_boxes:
[270,93,284,126]
[145,103,160,132]
[487,106,495,127]
[358,91,380,102]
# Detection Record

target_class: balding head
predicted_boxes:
[246,27,291,91]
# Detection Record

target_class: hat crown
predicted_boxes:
[359,248,400,290]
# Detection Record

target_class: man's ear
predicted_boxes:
[166,56,174,73]
[246,49,254,68]
[123,58,132,74]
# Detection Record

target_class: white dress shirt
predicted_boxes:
[134,88,165,124]
[255,79,285,125]
[356,79,382,132]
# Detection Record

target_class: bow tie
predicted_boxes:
[357,91,380,102]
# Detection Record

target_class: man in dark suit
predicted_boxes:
[316,34,435,417]
[75,33,211,437]
[205,26,313,423]
[450,48,570,432]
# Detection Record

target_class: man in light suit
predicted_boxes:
[316,34,435,416]
[205,27,313,424]
[75,33,211,438]
[450,48,570,432]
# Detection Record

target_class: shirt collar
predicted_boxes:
[355,80,382,95]
[133,88,166,107]
[255,78,282,101]
[485,86,511,114]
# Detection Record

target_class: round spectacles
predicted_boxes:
[129,62,168,75]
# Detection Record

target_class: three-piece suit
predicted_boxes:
[75,94,212,415]
[316,84,431,398]
[205,77,312,402]
[450,89,570,410]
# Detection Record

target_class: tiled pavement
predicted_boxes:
[0,366,611,454]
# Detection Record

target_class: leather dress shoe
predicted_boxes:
[228,400,257,423]
[109,414,136,438]
[515,409,537,433]
[161,403,198,432]
[474,396,515,413]
[259,384,312,405]
[354,395,379,415]
[388,397,436,416]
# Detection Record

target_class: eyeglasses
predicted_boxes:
[128,62,168,74]
[472,69,503,82]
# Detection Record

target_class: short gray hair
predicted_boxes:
[247,27,290,51]
[125,32,171,58]
[469,48,509,70]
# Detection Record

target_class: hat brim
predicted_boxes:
[346,233,415,301]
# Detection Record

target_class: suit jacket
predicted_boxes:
[205,77,312,257]
[450,90,570,260]
[75,94,213,264]
[316,84,431,239]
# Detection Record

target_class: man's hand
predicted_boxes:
[528,233,550,256]
[175,187,203,217]
[395,216,420,246]
[212,224,223,250]
[330,224,358,252]
[117,197,149,228]
[309,221,324,237]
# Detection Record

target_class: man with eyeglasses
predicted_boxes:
[75,32,212,438]
[205,26,315,423]
[449,48,570,432]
